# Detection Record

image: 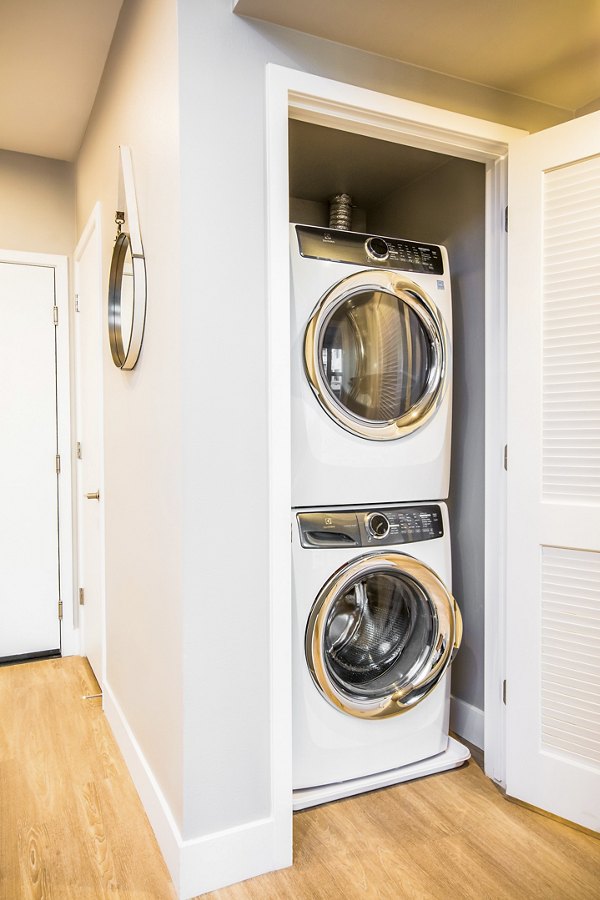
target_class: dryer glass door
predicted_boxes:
[323,290,430,420]
[306,552,461,719]
[305,271,449,440]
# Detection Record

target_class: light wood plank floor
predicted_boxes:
[209,760,600,900]
[1,657,599,899]
[0,656,176,900]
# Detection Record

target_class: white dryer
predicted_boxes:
[290,224,453,507]
[292,501,469,809]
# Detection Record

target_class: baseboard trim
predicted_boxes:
[179,816,279,898]
[450,695,484,749]
[103,679,182,888]
[103,679,285,898]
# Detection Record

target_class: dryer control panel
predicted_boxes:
[294,224,445,275]
[298,505,444,549]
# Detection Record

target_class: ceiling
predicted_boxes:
[0,0,123,161]
[2,0,599,164]
[235,0,600,113]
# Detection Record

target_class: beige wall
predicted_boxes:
[75,0,183,827]
[0,150,75,255]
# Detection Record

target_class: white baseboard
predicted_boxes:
[179,817,281,898]
[103,680,182,887]
[103,680,287,898]
[450,695,484,749]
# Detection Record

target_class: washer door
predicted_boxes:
[304,270,449,440]
[306,552,462,719]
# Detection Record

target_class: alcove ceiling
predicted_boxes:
[235,0,600,114]
[289,120,453,208]
[0,0,123,161]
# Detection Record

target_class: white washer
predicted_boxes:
[291,224,453,507]
[292,500,469,809]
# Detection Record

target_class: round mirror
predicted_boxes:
[108,232,147,369]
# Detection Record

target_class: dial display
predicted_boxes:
[366,512,391,538]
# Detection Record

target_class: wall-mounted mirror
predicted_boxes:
[108,229,146,369]
[108,146,147,370]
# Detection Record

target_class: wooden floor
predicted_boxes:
[0,656,176,900]
[210,764,600,900]
[1,658,599,899]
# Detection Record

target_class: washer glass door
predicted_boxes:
[305,271,449,440]
[306,552,461,719]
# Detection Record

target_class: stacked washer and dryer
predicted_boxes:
[290,219,469,809]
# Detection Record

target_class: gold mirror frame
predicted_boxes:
[108,230,147,370]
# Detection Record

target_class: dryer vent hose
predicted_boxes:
[329,193,353,231]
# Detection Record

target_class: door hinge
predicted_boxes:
[58,599,63,620]
[504,206,508,233]
[55,454,61,474]
[502,679,507,705]
[75,293,80,313]
[79,587,85,606]
[76,441,82,460]
[53,305,59,326]
[503,444,508,471]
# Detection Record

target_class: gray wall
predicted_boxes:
[369,158,487,714]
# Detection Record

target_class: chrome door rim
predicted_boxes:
[305,552,462,719]
[304,270,449,441]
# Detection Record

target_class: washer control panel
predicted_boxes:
[298,505,444,549]
[295,224,444,275]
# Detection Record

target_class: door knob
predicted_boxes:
[86,491,100,500]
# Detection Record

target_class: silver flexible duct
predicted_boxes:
[329,193,353,230]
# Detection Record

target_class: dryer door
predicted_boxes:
[304,270,449,440]
[306,552,462,719]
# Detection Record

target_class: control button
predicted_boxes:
[366,512,391,539]
[365,237,389,261]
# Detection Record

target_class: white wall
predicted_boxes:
[75,0,183,829]
[0,150,75,254]
[369,159,487,716]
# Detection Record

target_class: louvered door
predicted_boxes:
[506,111,600,832]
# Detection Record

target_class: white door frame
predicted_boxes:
[0,248,76,655]
[265,64,527,839]
[74,203,106,685]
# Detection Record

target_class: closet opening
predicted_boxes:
[288,118,487,760]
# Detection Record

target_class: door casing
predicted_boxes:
[74,203,106,686]
[264,64,527,859]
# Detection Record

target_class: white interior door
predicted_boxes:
[506,110,600,832]
[0,261,61,658]
[75,208,105,684]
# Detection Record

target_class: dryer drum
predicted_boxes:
[304,270,449,441]
[306,552,461,719]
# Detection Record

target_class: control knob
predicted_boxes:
[365,237,389,261]
[366,512,390,539]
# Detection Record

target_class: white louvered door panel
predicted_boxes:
[507,110,600,832]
